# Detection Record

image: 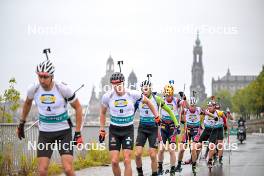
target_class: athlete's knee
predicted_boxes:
[149,150,157,161]
[63,165,74,175]
[169,147,176,155]
[209,143,216,150]
[111,157,119,167]
[123,151,132,166]
[217,143,224,150]
[159,148,165,154]
[123,157,131,167]
[135,149,142,159]
[38,166,48,176]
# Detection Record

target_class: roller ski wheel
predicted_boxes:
[164,169,170,174]
[175,165,182,172]
[192,165,197,175]
[219,159,223,167]
[208,160,213,173]
[183,158,192,165]
[158,169,164,175]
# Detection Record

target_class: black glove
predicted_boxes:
[214,116,219,121]
[173,125,181,135]
[178,91,184,98]
[181,120,185,124]
[154,116,161,126]
[99,129,106,143]
[73,131,83,145]
[17,120,25,140]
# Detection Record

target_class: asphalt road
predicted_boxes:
[61,134,264,176]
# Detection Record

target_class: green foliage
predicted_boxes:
[0,143,14,175]
[0,78,21,123]
[215,90,233,111]
[232,68,264,117]
[19,155,38,175]
[47,162,63,176]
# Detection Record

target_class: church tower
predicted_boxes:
[99,55,115,98]
[127,70,137,90]
[190,31,207,102]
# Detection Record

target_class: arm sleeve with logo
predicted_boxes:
[57,82,77,103]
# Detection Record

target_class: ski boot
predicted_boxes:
[169,166,176,176]
[175,164,182,172]
[219,156,223,166]
[192,162,197,175]
[208,159,213,172]
[158,165,164,175]
[136,167,144,176]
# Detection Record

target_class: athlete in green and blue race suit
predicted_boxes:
[135,80,179,176]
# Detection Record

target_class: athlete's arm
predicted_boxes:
[21,97,33,121]
[142,95,159,118]
[100,105,107,130]
[156,96,179,126]
[226,112,234,120]
[180,109,186,124]
[70,99,82,132]
[203,109,217,118]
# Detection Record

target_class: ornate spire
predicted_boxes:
[227,68,231,76]
[195,30,201,46]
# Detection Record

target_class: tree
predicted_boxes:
[232,67,264,118]
[200,90,233,112]
[214,90,233,112]
[0,78,21,123]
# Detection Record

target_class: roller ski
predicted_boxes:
[158,169,164,175]
[183,158,192,165]
[218,156,223,167]
[158,165,164,175]
[213,154,218,165]
[207,159,213,172]
[175,164,183,172]
[192,164,197,175]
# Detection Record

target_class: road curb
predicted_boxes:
[251,133,264,136]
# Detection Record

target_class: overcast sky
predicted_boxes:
[1,0,263,104]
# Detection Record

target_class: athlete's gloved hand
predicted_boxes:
[73,131,83,145]
[17,119,25,140]
[157,129,163,143]
[174,125,181,135]
[154,116,161,126]
[214,116,219,121]
[99,129,106,143]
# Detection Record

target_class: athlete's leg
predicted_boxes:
[123,149,133,176]
[149,147,158,173]
[135,146,144,173]
[178,143,186,164]
[191,142,198,163]
[110,150,121,176]
[38,157,50,176]
[61,154,75,176]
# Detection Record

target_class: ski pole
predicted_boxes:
[117,60,123,73]
[43,48,51,60]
